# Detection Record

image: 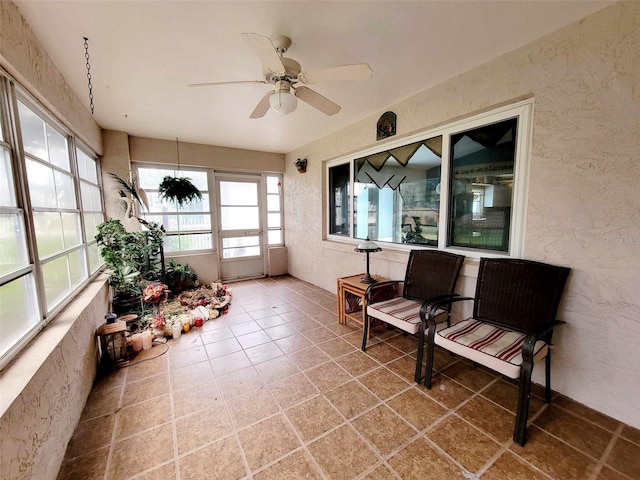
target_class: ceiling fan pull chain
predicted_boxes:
[82,37,94,114]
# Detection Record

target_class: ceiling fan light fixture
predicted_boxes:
[269,83,297,115]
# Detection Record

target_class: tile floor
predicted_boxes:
[58,276,640,480]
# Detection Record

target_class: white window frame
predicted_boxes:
[325,99,533,258]
[0,71,103,371]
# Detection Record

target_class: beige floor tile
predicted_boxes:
[288,346,331,370]
[352,404,417,456]
[305,360,352,392]
[480,379,546,416]
[264,323,298,340]
[361,464,398,480]
[324,380,380,419]
[303,326,339,343]
[226,386,281,429]
[457,395,516,443]
[606,437,640,479]
[253,450,323,480]
[285,395,343,442]
[229,320,262,336]
[121,373,170,407]
[109,423,174,480]
[201,326,235,343]
[115,394,171,440]
[428,415,502,473]
[168,344,209,370]
[480,451,551,480]
[359,367,411,401]
[621,425,640,444]
[133,462,176,480]
[335,350,380,377]
[254,355,300,384]
[554,395,622,432]
[237,414,301,471]
[65,414,115,458]
[80,384,122,420]
[269,372,319,409]
[308,424,379,480]
[387,438,466,479]
[217,366,264,400]
[210,350,252,377]
[289,316,322,331]
[324,322,359,336]
[56,446,109,480]
[170,359,214,392]
[255,315,287,329]
[179,436,247,480]
[386,355,420,382]
[126,354,168,382]
[173,378,223,418]
[422,373,475,409]
[237,330,272,349]
[533,404,614,458]
[596,466,634,480]
[274,333,313,353]
[91,368,126,392]
[245,341,285,364]
[248,308,279,320]
[316,337,357,358]
[441,360,497,392]
[384,333,419,354]
[204,337,243,359]
[387,387,448,431]
[176,405,233,454]
[364,342,406,364]
[510,427,598,479]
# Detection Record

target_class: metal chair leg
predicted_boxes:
[514,359,534,446]
[424,325,436,389]
[545,350,552,403]
[361,312,370,351]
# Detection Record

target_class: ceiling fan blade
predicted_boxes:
[298,64,373,85]
[293,86,341,116]
[241,33,286,76]
[188,80,267,87]
[250,91,274,119]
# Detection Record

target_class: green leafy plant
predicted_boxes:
[164,259,198,293]
[158,176,202,207]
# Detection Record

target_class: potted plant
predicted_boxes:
[96,219,166,314]
[164,259,198,294]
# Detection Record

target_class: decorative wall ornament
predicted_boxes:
[377,111,396,140]
[295,158,308,173]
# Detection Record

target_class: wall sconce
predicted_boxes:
[354,238,382,283]
[294,158,307,173]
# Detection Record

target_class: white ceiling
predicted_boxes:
[14,1,611,154]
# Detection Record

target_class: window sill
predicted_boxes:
[0,273,109,418]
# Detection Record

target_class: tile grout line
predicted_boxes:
[590,422,624,480]
[102,365,128,480]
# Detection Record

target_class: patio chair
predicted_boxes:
[361,250,465,383]
[422,257,570,446]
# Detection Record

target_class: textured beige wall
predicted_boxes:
[0,277,110,479]
[285,2,640,428]
[0,1,102,154]
[129,135,284,172]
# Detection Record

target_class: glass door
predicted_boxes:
[216,176,264,281]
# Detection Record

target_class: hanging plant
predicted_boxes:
[158,176,202,207]
[157,138,203,207]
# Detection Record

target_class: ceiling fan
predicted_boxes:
[188,33,373,118]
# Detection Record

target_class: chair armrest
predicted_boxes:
[420,296,475,327]
[522,320,566,359]
[364,280,403,303]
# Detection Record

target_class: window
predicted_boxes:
[326,100,532,256]
[137,166,212,252]
[265,174,284,245]
[0,73,104,370]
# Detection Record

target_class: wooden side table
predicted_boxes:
[336,274,391,328]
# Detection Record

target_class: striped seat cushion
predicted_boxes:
[434,318,548,379]
[367,297,445,335]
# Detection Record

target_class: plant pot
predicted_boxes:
[112,293,141,315]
